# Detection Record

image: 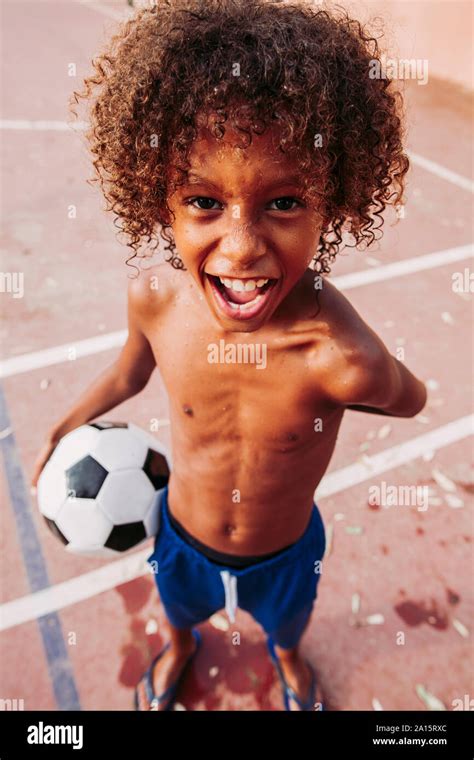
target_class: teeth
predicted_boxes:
[239,293,264,311]
[218,276,269,291]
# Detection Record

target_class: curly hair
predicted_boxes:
[70,0,409,276]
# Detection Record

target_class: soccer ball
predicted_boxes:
[37,421,170,558]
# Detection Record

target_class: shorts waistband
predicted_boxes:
[165,496,297,568]
[157,486,324,576]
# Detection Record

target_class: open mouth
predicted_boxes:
[205,273,279,321]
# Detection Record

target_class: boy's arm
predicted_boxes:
[328,344,427,418]
[31,277,156,485]
[50,277,156,440]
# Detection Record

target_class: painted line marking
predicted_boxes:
[1,124,472,197]
[0,120,88,131]
[1,414,472,632]
[0,386,81,708]
[317,414,473,499]
[74,0,132,22]
[408,150,474,194]
[0,330,127,379]
[2,244,472,379]
[332,243,473,291]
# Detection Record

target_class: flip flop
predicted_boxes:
[134,629,201,711]
[267,635,323,712]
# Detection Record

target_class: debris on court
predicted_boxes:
[427,487,443,507]
[415,414,430,424]
[445,493,464,508]
[351,593,361,615]
[365,614,385,625]
[245,667,261,687]
[209,613,229,631]
[377,424,392,440]
[145,619,158,635]
[452,619,469,638]
[431,468,457,493]
[441,311,455,325]
[345,525,364,535]
[324,523,334,557]
[415,684,446,711]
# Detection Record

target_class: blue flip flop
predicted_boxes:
[134,629,201,711]
[267,636,323,711]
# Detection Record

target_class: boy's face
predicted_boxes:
[167,121,324,333]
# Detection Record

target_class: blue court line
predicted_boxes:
[0,384,81,710]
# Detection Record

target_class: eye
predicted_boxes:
[268,197,302,211]
[186,196,222,211]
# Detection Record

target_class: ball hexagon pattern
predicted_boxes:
[37,421,170,558]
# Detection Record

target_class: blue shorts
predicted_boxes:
[147,486,326,649]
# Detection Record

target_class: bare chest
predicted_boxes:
[143,288,338,453]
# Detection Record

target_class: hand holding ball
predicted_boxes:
[37,422,170,558]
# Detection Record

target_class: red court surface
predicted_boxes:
[0,0,473,713]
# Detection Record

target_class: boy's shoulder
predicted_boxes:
[126,257,180,321]
[306,273,391,405]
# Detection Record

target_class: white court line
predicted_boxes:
[408,151,474,194]
[0,414,472,632]
[2,120,473,197]
[316,414,473,499]
[332,243,473,290]
[0,331,127,379]
[0,120,88,131]
[2,244,472,379]
[74,0,132,22]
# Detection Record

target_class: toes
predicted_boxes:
[137,682,148,711]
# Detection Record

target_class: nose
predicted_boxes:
[218,220,267,271]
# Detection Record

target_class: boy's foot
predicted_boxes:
[135,631,200,711]
[268,638,322,711]
[275,649,315,711]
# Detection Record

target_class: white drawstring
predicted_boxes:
[220,570,238,623]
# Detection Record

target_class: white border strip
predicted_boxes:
[408,151,474,194]
[317,414,473,499]
[0,331,127,379]
[332,243,473,291]
[2,244,472,379]
[74,0,132,22]
[1,124,473,199]
[0,414,472,632]
[0,120,88,131]
[0,550,151,633]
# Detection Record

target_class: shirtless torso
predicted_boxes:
[128,261,381,556]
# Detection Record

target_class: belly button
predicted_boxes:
[287,433,298,442]
[224,524,236,535]
[183,404,193,416]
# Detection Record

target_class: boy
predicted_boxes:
[32,0,427,710]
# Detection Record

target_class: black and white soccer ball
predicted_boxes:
[37,421,170,558]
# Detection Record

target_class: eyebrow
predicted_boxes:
[185,173,304,191]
